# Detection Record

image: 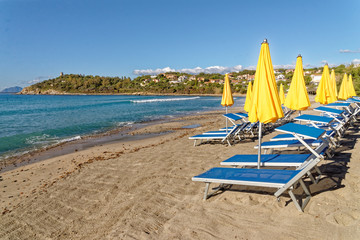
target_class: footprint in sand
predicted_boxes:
[326,210,360,226]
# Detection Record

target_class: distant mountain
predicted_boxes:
[1,86,23,93]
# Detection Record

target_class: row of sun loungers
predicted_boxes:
[191,99,359,211]
[188,113,258,146]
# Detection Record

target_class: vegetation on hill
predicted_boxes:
[21,65,360,95]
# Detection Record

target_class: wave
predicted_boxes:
[131,96,200,103]
[57,136,81,143]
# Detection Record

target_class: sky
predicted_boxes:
[1,0,360,89]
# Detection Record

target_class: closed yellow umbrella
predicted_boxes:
[248,39,284,168]
[284,55,310,111]
[338,73,349,100]
[315,65,333,104]
[330,69,338,98]
[279,83,285,105]
[221,73,234,131]
[244,81,253,112]
[348,74,357,97]
[327,68,337,103]
[221,73,234,109]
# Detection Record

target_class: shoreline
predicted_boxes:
[0,108,225,173]
[17,91,247,97]
[0,107,238,214]
[1,94,246,172]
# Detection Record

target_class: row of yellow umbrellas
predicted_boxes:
[220,39,356,168]
[314,65,356,103]
[338,73,357,100]
[245,54,311,112]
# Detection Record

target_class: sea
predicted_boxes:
[0,94,245,160]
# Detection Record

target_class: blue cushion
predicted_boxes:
[223,113,243,121]
[295,114,333,124]
[223,154,311,164]
[193,167,300,185]
[326,102,351,107]
[276,123,325,139]
[315,106,344,115]
[190,134,227,139]
[261,139,321,147]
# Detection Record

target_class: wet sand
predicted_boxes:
[0,97,359,239]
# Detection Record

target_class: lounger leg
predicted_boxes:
[288,180,311,212]
[307,171,316,184]
[314,166,322,183]
[203,183,210,200]
[194,140,197,147]
[288,189,303,212]
[325,149,333,158]
[299,179,311,196]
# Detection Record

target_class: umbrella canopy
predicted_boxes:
[279,83,285,105]
[248,39,284,169]
[284,55,310,110]
[315,65,335,104]
[244,81,253,112]
[330,69,338,98]
[248,40,284,124]
[338,73,350,100]
[221,73,234,108]
[348,74,357,97]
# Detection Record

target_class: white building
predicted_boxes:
[276,74,285,81]
[311,74,322,85]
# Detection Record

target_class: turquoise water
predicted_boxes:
[0,94,245,159]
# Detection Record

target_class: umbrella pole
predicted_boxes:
[226,106,228,133]
[257,122,262,169]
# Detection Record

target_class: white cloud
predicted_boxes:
[244,66,256,70]
[245,64,295,70]
[340,49,360,53]
[352,59,360,64]
[27,76,52,85]
[133,65,243,75]
[28,79,41,84]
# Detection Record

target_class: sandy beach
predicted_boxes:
[1,96,360,239]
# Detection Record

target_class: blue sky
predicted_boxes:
[1,0,360,89]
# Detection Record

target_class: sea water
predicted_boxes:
[0,94,245,159]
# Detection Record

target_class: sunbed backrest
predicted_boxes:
[275,123,326,140]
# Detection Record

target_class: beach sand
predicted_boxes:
[1,96,360,239]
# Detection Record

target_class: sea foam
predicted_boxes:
[131,96,200,103]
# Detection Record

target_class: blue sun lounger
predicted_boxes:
[313,106,350,123]
[189,124,245,146]
[192,154,321,211]
[254,123,332,157]
[225,123,329,165]
[270,114,342,147]
[204,122,250,140]
[326,102,359,120]
[218,113,246,132]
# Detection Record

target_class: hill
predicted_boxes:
[1,86,23,93]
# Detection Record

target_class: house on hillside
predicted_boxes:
[178,75,188,82]
[188,75,196,81]
[276,74,285,81]
[311,74,322,85]
[164,73,178,80]
[285,69,295,74]
[209,79,224,84]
